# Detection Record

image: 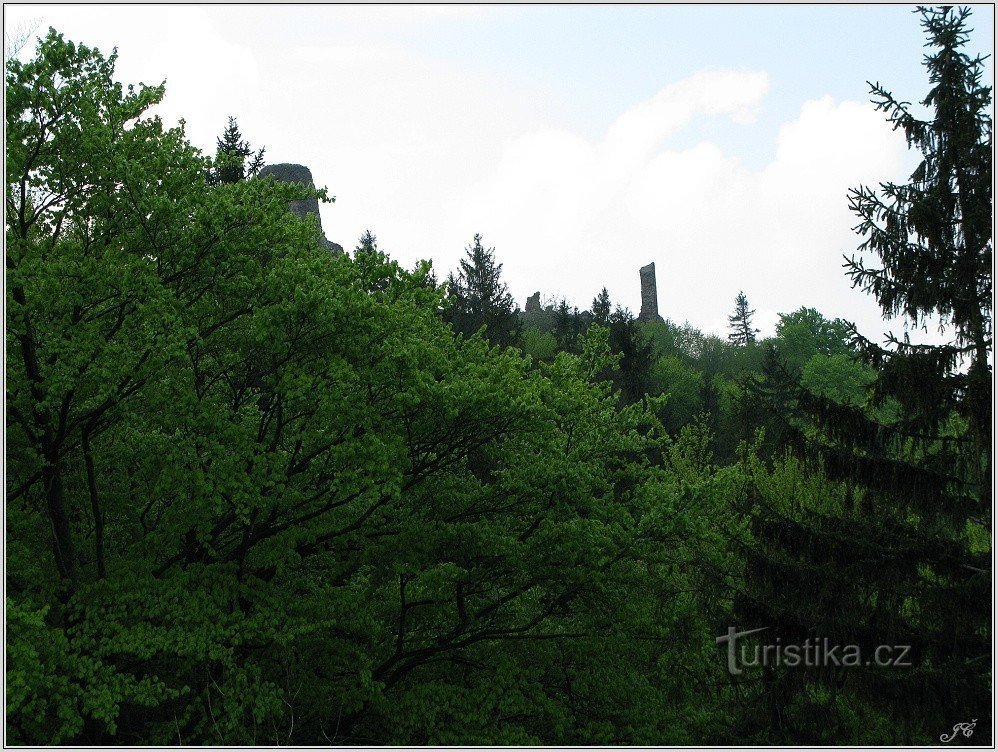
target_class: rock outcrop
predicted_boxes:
[525,291,541,312]
[258,163,343,254]
[637,262,665,323]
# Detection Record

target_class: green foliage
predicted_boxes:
[522,326,558,364]
[444,233,522,349]
[591,287,611,326]
[553,298,585,353]
[739,7,992,744]
[648,355,703,432]
[355,228,378,256]
[844,5,992,498]
[644,319,708,362]
[774,307,854,373]
[211,115,265,184]
[604,307,655,405]
[7,598,180,743]
[800,353,875,406]
[727,291,759,346]
[5,30,739,745]
[7,14,990,746]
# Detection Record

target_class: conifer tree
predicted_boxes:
[739,7,992,742]
[246,144,266,178]
[727,291,759,345]
[554,298,583,353]
[445,233,521,348]
[212,115,265,184]
[845,4,992,506]
[592,287,612,326]
[355,228,378,255]
[608,306,655,404]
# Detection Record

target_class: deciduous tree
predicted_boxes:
[6,31,725,745]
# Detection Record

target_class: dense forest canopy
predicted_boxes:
[5,6,992,746]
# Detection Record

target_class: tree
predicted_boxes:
[521,326,558,363]
[9,33,735,745]
[727,291,759,346]
[355,228,378,256]
[649,355,704,433]
[737,7,992,742]
[6,28,189,590]
[774,307,854,373]
[605,306,655,405]
[7,29,331,742]
[799,352,876,407]
[553,298,584,353]
[211,115,265,184]
[845,4,992,505]
[444,233,521,348]
[247,144,266,177]
[591,287,612,326]
[4,17,38,61]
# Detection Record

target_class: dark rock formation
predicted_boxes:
[258,163,342,254]
[525,291,541,312]
[637,262,665,323]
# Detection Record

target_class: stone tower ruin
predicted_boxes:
[258,163,343,254]
[637,262,665,324]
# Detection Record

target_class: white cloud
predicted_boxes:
[8,7,925,342]
[4,6,262,150]
[448,74,913,339]
[244,41,540,270]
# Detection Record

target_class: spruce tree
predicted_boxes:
[554,298,583,353]
[727,291,759,345]
[357,229,377,253]
[739,6,992,743]
[445,233,521,348]
[592,287,612,326]
[212,115,265,184]
[608,306,655,405]
[845,4,992,507]
[246,144,266,178]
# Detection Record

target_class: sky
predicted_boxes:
[5,4,994,341]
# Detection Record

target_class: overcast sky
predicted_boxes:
[6,4,994,340]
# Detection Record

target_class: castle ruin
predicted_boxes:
[637,262,665,324]
[258,163,343,254]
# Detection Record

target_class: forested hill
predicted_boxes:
[5,7,992,746]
